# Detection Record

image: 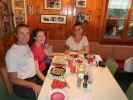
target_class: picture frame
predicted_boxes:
[44,0,61,9]
[41,15,66,24]
[75,12,89,24]
[11,0,27,26]
[76,0,86,8]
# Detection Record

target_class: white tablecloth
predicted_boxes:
[38,55,128,100]
[38,67,128,100]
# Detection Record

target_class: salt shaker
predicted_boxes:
[77,77,82,87]
[77,73,84,87]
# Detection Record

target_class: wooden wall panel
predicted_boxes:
[27,0,105,41]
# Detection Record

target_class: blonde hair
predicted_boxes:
[72,23,84,37]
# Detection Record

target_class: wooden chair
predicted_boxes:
[0,34,29,100]
[0,67,29,100]
[105,58,118,75]
[126,82,133,100]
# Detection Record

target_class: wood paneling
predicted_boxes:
[27,0,105,41]
[0,0,14,38]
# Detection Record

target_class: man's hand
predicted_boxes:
[31,83,42,94]
[8,72,42,94]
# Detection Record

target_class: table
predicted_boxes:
[38,55,128,100]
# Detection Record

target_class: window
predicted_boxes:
[102,0,133,44]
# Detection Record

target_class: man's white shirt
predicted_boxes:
[5,44,36,79]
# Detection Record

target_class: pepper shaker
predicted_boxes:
[83,74,89,88]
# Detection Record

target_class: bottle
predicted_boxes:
[83,74,89,88]
[83,80,88,88]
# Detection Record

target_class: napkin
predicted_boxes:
[51,80,66,89]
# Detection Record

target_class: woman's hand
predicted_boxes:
[35,60,46,81]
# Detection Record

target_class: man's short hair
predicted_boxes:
[15,24,29,34]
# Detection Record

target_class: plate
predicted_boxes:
[48,89,68,100]
[52,63,65,68]
[50,67,66,76]
[69,54,79,58]
[53,56,66,64]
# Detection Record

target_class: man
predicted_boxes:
[5,24,45,100]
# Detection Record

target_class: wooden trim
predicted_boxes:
[100,39,133,46]
[100,0,109,42]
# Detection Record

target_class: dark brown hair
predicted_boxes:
[15,24,29,34]
[31,28,47,45]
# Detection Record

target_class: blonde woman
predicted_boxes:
[65,23,89,54]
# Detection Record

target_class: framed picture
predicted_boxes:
[76,0,86,8]
[12,0,27,26]
[45,0,61,9]
[41,15,66,24]
[14,0,24,8]
[75,12,89,24]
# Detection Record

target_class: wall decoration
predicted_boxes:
[0,1,6,36]
[75,12,89,24]
[27,5,33,15]
[45,0,61,9]
[41,15,66,24]
[0,0,13,38]
[76,0,86,8]
[14,0,24,8]
[12,0,27,26]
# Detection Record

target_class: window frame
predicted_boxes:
[100,0,133,45]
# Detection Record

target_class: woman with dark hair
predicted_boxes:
[31,29,51,76]
[65,23,89,54]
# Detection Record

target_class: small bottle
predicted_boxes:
[77,73,84,87]
[83,74,89,88]
[83,80,88,88]
[84,74,89,81]
[77,77,82,87]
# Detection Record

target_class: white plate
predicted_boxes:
[48,88,68,100]
[52,56,66,64]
